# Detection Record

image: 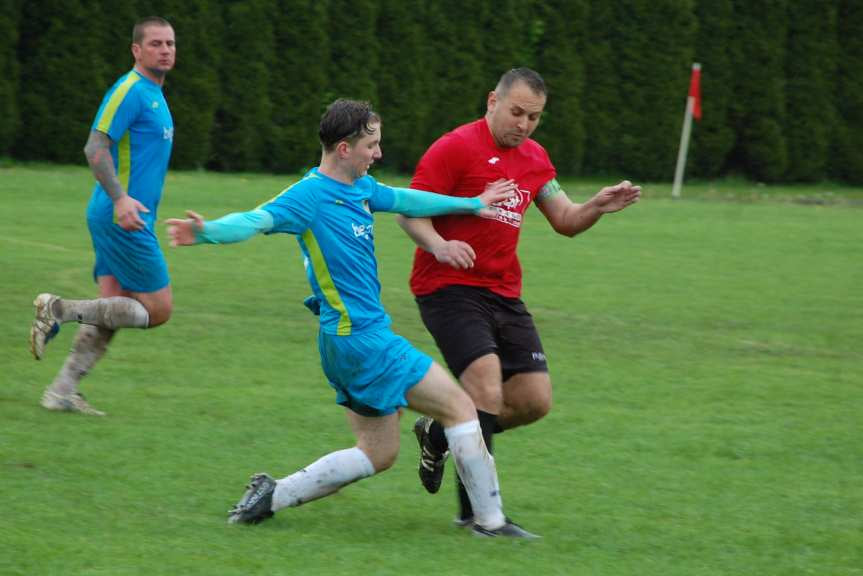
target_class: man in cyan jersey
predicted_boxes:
[29,17,177,416]
[397,68,641,532]
[165,99,536,538]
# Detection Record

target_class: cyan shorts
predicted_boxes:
[318,327,433,416]
[88,218,170,293]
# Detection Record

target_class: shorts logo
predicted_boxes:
[163,126,174,141]
[531,352,546,362]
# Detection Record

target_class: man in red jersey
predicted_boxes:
[397,68,641,531]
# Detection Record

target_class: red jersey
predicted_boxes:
[409,118,556,298]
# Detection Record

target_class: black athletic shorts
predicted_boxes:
[416,284,548,380]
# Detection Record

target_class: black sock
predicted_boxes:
[456,410,498,520]
[427,419,448,454]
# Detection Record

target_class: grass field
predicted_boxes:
[1,164,861,575]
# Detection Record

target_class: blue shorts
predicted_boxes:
[318,327,433,417]
[88,218,170,293]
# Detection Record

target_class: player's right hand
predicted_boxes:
[114,195,149,231]
[433,239,476,269]
[477,178,517,210]
[165,210,205,246]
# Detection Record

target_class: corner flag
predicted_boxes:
[672,63,702,198]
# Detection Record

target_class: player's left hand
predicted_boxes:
[165,210,205,246]
[593,180,641,213]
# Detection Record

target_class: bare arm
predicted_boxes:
[83,130,148,230]
[394,179,516,270]
[536,179,641,237]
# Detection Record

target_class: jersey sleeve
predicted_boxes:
[92,80,143,143]
[410,132,467,194]
[367,179,396,212]
[259,184,319,235]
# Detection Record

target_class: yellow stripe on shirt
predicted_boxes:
[96,72,141,134]
[117,132,131,191]
[302,229,352,335]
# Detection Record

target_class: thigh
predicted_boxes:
[89,219,170,294]
[495,297,548,381]
[319,328,433,417]
[416,285,498,378]
[405,361,475,427]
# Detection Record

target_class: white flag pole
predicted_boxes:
[672,63,701,199]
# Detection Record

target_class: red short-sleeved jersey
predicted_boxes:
[408,118,556,298]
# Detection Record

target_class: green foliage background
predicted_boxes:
[1,0,862,182]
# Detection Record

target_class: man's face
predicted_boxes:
[345,121,383,180]
[486,81,546,148]
[132,25,176,77]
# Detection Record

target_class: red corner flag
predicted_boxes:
[689,63,702,121]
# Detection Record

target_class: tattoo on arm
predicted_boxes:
[536,178,564,203]
[84,130,125,201]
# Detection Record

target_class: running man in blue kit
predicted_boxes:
[165,99,536,538]
[30,17,177,416]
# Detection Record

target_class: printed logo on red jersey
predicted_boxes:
[490,187,530,228]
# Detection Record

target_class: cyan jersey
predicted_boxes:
[86,69,174,228]
[261,168,399,336]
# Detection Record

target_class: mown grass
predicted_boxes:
[1,163,861,575]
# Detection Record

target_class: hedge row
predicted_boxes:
[1,0,860,182]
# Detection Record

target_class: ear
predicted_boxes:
[336,140,352,158]
[131,43,141,61]
[486,90,498,112]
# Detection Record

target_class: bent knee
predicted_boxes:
[503,390,552,427]
[368,449,398,473]
[145,302,172,327]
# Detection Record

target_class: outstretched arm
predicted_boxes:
[165,209,275,246]
[388,178,516,218]
[536,179,641,237]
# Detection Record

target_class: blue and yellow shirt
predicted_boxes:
[86,69,174,227]
[260,168,401,336]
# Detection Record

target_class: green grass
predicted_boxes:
[1,163,861,575]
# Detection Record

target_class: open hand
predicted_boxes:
[593,180,641,213]
[476,178,517,217]
[165,210,205,246]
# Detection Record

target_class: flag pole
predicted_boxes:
[672,63,701,199]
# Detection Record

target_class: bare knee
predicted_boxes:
[500,375,553,429]
[145,302,172,327]
[359,444,398,473]
[518,393,552,424]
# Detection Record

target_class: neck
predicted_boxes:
[134,65,165,86]
[318,154,355,185]
[484,116,506,148]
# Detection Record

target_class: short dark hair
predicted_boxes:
[319,99,381,151]
[132,16,172,45]
[495,67,547,99]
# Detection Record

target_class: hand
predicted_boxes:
[592,180,641,213]
[476,178,517,217]
[114,195,149,231]
[165,210,205,246]
[432,239,477,269]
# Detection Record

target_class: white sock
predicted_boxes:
[49,324,115,396]
[271,447,375,511]
[446,420,506,530]
[55,297,149,329]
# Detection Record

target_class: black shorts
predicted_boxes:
[416,285,548,380]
